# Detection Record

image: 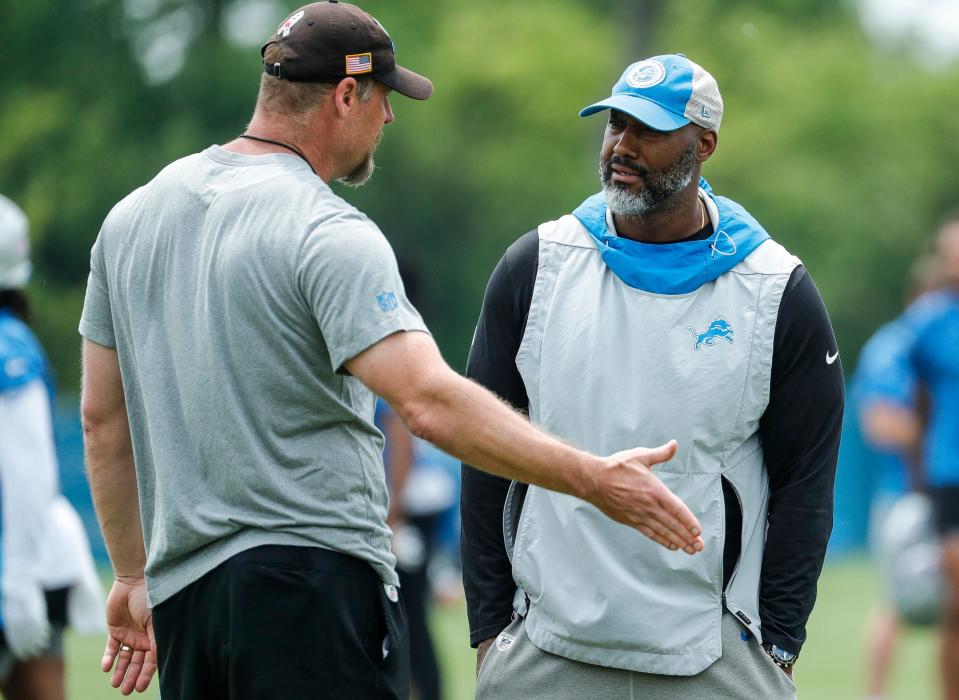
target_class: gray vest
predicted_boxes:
[506,202,800,675]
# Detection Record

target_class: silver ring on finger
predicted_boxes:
[120,644,134,653]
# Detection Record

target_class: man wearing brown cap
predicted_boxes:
[79,3,705,698]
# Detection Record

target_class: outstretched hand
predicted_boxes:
[590,440,705,554]
[102,577,157,695]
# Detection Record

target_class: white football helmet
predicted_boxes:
[0,194,30,290]
[880,492,944,626]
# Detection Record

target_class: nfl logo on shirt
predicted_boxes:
[377,292,398,312]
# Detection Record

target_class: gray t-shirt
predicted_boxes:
[79,146,427,605]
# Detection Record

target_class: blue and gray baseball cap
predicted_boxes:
[580,54,723,132]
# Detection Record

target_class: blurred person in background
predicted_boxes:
[377,259,457,700]
[462,54,843,699]
[0,193,105,700]
[896,213,959,700]
[378,402,457,700]
[853,256,940,700]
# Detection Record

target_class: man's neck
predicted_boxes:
[223,114,336,182]
[611,188,706,244]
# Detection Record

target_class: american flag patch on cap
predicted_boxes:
[345,53,373,75]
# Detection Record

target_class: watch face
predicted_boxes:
[773,646,797,662]
[764,643,797,664]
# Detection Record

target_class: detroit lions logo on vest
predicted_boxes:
[686,317,734,350]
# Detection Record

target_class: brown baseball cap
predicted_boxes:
[261,1,432,100]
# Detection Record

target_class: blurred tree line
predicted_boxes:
[3,0,959,391]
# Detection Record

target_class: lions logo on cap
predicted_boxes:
[277,10,304,38]
[626,60,666,89]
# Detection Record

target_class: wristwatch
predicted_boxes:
[761,642,798,671]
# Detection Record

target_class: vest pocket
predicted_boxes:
[720,455,770,643]
[721,475,743,589]
[503,480,529,563]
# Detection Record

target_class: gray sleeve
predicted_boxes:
[296,214,428,373]
[78,235,117,349]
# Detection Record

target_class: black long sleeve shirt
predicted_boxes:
[460,229,844,656]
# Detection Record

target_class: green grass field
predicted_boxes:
[66,558,938,699]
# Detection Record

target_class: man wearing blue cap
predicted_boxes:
[462,54,844,697]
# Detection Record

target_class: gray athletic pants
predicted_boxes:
[475,612,797,699]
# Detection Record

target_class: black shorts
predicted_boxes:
[152,545,409,700]
[930,486,959,536]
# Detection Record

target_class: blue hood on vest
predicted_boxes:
[571,178,770,295]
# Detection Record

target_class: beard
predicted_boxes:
[338,152,375,188]
[600,143,698,217]
[337,131,383,188]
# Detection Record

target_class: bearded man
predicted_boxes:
[79,10,709,700]
[462,54,844,699]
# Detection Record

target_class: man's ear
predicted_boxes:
[333,77,359,117]
[698,129,718,162]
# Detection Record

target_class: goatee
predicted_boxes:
[338,132,383,188]
[600,143,698,217]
